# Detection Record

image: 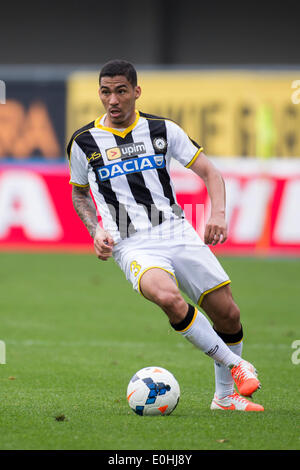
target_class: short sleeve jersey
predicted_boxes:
[67,110,203,242]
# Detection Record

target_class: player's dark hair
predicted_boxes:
[99,60,137,87]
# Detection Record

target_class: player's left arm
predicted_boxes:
[189,152,227,245]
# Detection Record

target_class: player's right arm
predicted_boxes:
[72,186,114,261]
[68,134,114,261]
[71,185,98,238]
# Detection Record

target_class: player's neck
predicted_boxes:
[104,110,138,130]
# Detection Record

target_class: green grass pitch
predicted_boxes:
[0,252,299,450]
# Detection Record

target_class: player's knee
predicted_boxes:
[224,302,240,328]
[154,289,186,318]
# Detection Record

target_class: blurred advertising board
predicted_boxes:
[0,81,66,160]
[172,158,300,257]
[0,159,299,256]
[0,162,91,251]
[67,70,300,159]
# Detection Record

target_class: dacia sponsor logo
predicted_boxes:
[97,154,165,181]
[106,142,146,160]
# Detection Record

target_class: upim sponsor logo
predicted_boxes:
[106,142,146,160]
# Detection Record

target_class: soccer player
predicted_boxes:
[67,60,264,412]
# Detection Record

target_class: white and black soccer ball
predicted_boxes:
[126,366,180,416]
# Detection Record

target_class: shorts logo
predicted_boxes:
[97,154,165,181]
[130,260,141,277]
[153,137,167,152]
[106,142,146,160]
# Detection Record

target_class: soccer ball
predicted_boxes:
[126,366,180,416]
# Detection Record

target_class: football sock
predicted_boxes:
[170,304,241,369]
[213,327,243,399]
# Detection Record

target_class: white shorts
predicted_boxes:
[113,218,230,306]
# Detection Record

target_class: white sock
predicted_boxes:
[171,305,241,369]
[214,336,243,399]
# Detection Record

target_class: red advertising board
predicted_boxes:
[172,159,300,256]
[0,159,299,256]
[0,163,91,251]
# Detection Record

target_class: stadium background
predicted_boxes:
[0,1,299,256]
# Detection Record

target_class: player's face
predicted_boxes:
[99,75,141,128]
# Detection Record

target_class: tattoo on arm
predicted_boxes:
[72,186,98,238]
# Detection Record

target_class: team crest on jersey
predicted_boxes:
[106,142,146,160]
[152,137,168,152]
[97,154,165,181]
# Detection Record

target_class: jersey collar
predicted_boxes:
[94,110,140,138]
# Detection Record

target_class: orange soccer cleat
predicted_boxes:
[210,392,264,411]
[230,360,261,397]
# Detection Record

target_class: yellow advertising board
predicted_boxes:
[0,81,65,159]
[66,70,300,157]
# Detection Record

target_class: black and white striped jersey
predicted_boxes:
[67,110,203,242]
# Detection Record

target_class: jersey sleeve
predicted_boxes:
[68,139,89,187]
[166,120,203,168]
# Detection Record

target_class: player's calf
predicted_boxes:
[201,284,241,334]
[156,291,188,324]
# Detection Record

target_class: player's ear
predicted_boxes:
[135,85,141,100]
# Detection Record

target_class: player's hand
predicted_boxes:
[93,226,115,261]
[204,214,228,246]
